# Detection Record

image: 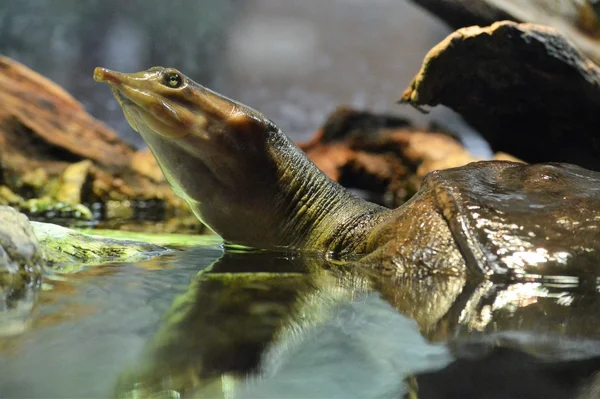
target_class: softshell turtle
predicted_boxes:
[93,66,600,279]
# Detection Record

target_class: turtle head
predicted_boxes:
[93,66,278,168]
[94,66,285,245]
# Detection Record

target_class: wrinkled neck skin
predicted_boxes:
[138,121,388,255]
[264,131,389,255]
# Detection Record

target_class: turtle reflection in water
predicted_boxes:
[94,66,600,280]
[115,251,600,398]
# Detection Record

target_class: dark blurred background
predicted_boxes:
[0,0,466,147]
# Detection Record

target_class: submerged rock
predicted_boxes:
[31,222,170,272]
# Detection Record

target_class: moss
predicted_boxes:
[77,228,222,248]
[31,222,170,272]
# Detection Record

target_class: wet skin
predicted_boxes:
[94,67,600,279]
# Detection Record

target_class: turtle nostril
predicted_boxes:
[93,67,122,85]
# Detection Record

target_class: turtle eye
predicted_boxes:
[163,72,183,88]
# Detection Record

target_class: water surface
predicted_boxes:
[1,242,600,398]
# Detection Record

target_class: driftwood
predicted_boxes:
[410,0,600,65]
[401,21,600,170]
[300,108,520,207]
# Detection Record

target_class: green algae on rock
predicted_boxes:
[79,228,222,248]
[31,222,170,272]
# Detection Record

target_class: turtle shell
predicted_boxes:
[427,161,600,278]
[362,161,600,279]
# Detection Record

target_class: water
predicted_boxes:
[0,245,222,398]
[2,243,600,398]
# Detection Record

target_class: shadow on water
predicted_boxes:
[2,245,600,398]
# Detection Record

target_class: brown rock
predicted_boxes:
[0,186,23,206]
[401,21,600,170]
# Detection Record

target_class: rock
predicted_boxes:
[0,204,171,333]
[0,206,44,334]
[19,168,49,198]
[409,0,600,65]
[408,0,512,29]
[3,169,95,222]
[31,222,170,272]
[0,206,44,286]
[401,21,600,170]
